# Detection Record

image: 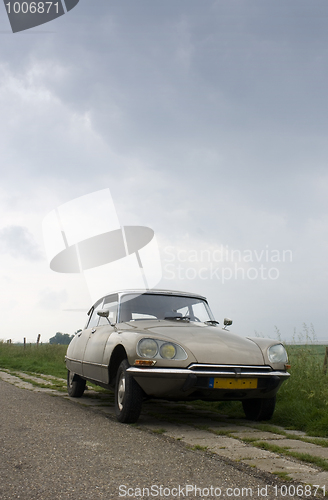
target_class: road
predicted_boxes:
[0,379,310,500]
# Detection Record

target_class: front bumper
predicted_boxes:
[127,363,290,400]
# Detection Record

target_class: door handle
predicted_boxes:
[91,328,96,333]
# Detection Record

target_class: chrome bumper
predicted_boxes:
[127,363,290,379]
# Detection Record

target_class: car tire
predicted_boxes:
[115,359,143,423]
[67,370,86,397]
[242,396,276,421]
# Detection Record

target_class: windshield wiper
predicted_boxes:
[204,320,220,326]
[164,315,190,322]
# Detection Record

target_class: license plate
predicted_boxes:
[209,378,258,389]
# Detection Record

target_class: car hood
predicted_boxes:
[127,321,265,365]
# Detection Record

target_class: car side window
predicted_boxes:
[87,300,104,329]
[98,294,118,326]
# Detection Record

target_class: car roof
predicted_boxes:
[118,289,206,300]
[91,289,207,307]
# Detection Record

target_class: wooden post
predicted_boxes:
[323,347,328,375]
[24,338,26,349]
[36,334,41,346]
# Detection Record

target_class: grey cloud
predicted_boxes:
[0,225,43,260]
[0,2,328,224]
[2,2,328,172]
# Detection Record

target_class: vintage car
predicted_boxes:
[65,289,290,423]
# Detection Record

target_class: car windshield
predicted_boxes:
[118,293,215,323]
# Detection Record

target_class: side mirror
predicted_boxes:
[223,318,233,330]
[97,309,109,318]
[97,309,113,326]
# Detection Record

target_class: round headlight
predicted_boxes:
[160,343,177,359]
[138,338,158,358]
[268,344,288,364]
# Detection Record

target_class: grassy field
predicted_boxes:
[0,340,327,436]
[272,344,328,436]
[0,342,67,378]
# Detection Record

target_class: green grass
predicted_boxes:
[212,429,233,437]
[190,444,208,451]
[249,423,328,446]
[271,343,328,437]
[250,423,287,435]
[254,441,328,471]
[272,471,292,481]
[11,373,67,392]
[241,436,259,443]
[0,342,67,378]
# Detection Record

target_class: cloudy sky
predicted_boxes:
[0,0,327,343]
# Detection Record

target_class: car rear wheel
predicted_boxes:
[115,359,143,423]
[242,396,276,421]
[67,370,86,397]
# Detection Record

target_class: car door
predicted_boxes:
[82,294,118,383]
[67,298,104,375]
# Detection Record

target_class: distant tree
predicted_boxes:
[49,332,74,345]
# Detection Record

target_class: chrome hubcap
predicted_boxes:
[117,373,126,411]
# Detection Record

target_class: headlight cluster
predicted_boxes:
[268,344,288,364]
[137,338,187,360]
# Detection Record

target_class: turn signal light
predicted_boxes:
[285,364,291,370]
[134,359,156,367]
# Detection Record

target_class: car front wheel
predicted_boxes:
[67,370,86,397]
[115,359,143,423]
[242,396,276,421]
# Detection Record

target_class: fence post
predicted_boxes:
[36,334,41,346]
[323,347,328,375]
[24,338,26,349]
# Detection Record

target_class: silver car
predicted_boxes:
[65,289,290,423]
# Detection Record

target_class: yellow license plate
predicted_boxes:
[211,378,258,389]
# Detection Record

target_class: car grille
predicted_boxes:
[188,363,275,377]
